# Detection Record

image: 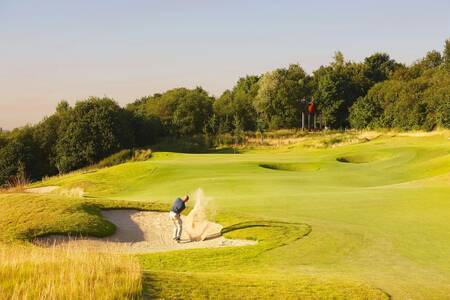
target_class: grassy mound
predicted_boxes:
[0,193,168,242]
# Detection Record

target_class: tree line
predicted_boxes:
[1,39,449,186]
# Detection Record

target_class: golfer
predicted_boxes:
[169,195,189,242]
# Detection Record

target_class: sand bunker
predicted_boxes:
[34,210,256,253]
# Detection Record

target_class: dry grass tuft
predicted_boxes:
[0,244,142,300]
[0,176,29,193]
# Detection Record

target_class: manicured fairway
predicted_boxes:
[4,131,450,299]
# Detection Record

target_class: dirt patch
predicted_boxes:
[34,210,256,253]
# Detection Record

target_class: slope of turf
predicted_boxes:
[0,193,168,243]
[6,131,450,299]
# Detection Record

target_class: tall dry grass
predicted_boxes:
[0,244,142,300]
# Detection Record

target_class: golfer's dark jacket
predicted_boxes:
[171,198,186,214]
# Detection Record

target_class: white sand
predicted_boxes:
[34,210,256,253]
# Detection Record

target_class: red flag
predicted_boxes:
[308,102,315,114]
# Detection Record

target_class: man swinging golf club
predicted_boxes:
[169,195,189,242]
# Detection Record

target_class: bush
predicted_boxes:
[91,149,153,169]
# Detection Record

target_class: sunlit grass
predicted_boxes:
[1,130,449,299]
[144,271,388,300]
[0,244,142,300]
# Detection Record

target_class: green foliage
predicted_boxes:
[32,114,62,177]
[255,64,310,129]
[232,114,245,144]
[128,87,213,137]
[350,67,450,130]
[0,127,38,184]
[313,53,372,128]
[214,76,259,132]
[130,113,162,147]
[443,39,450,71]
[364,52,398,83]
[152,135,212,153]
[56,100,70,114]
[349,96,382,129]
[0,129,8,149]
[55,97,134,173]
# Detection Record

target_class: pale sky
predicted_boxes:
[1,0,449,130]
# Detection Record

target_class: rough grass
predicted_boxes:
[0,244,142,300]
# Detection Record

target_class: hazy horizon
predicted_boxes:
[1,0,450,130]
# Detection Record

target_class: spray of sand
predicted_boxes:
[184,188,216,241]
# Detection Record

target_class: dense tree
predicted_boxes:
[349,66,450,130]
[255,64,310,129]
[56,100,70,114]
[349,96,381,129]
[0,130,8,149]
[214,75,259,132]
[55,97,134,173]
[0,127,38,184]
[313,53,371,128]
[32,115,62,178]
[363,53,398,83]
[128,87,214,136]
[444,39,450,71]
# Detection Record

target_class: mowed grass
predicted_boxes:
[2,131,449,299]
